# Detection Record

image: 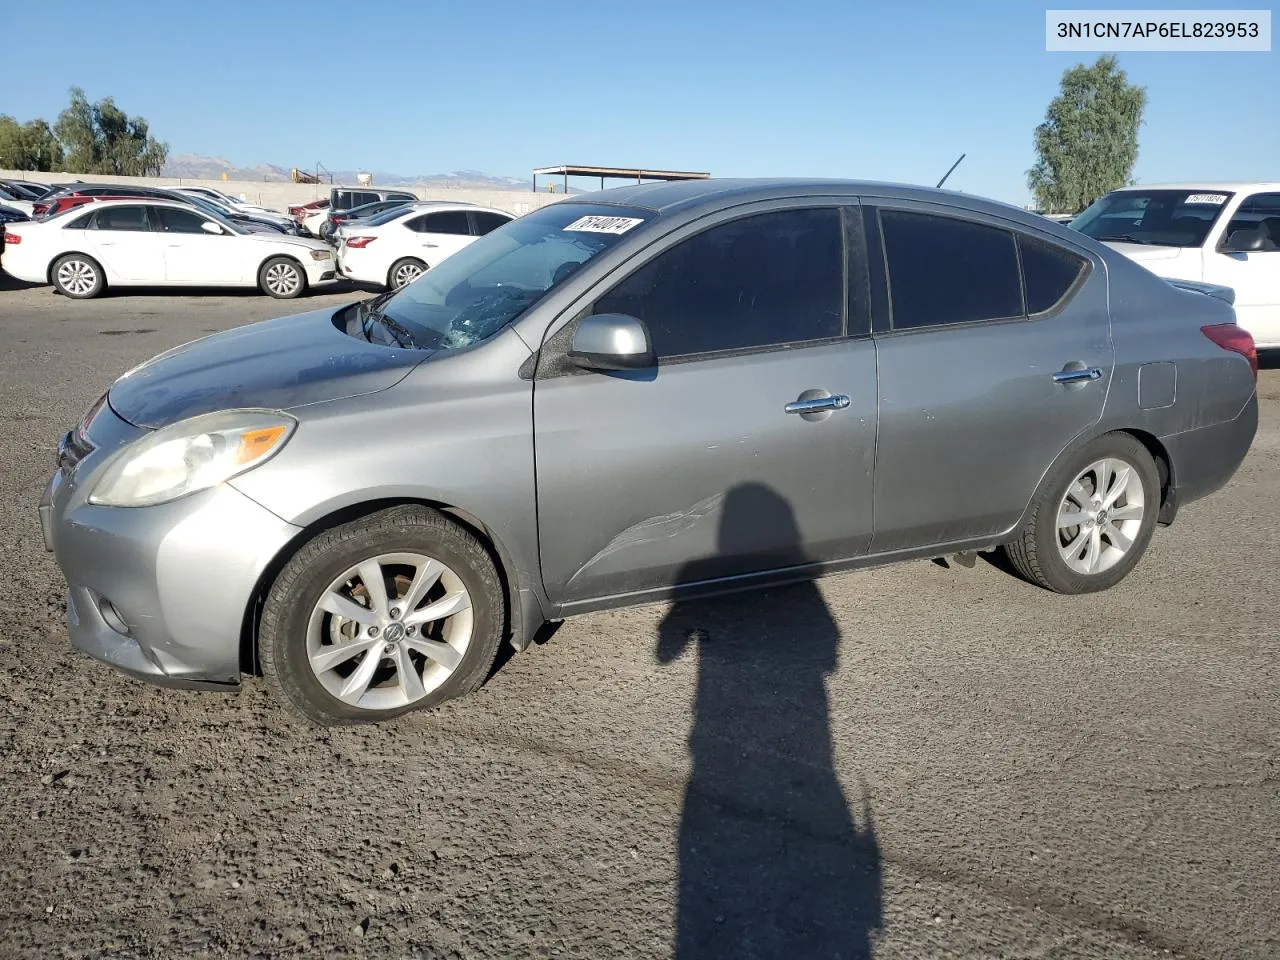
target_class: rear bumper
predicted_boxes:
[1163,391,1259,512]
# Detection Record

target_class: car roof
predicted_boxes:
[557,177,1049,224]
[1108,181,1280,193]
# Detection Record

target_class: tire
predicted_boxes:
[51,253,104,299]
[388,257,426,290]
[318,221,332,241]
[1001,432,1160,594]
[259,505,505,726]
[258,256,306,299]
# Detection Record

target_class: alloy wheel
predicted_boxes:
[57,259,97,296]
[305,552,473,711]
[1056,457,1146,575]
[393,262,424,287]
[265,262,301,296]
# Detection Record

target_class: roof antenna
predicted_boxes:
[936,153,966,189]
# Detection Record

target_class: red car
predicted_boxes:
[287,198,329,224]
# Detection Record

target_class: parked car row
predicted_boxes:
[2,199,337,298]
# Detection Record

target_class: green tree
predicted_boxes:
[1027,55,1146,215]
[54,87,167,177]
[0,116,64,171]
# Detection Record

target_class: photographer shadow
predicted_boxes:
[656,482,882,959]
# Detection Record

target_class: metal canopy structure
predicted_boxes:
[532,164,710,194]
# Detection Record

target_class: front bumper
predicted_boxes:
[303,256,339,288]
[43,406,302,689]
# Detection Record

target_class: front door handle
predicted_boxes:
[785,394,851,415]
[1053,367,1103,384]
[423,242,439,248]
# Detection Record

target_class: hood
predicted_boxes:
[1101,241,1184,262]
[239,231,327,251]
[108,307,430,429]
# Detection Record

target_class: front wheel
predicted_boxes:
[51,253,104,299]
[259,256,306,299]
[1001,433,1160,594]
[258,506,505,725]
[388,257,426,289]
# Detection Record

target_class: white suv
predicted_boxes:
[335,202,514,289]
[1072,183,1280,348]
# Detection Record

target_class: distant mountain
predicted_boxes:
[161,153,534,190]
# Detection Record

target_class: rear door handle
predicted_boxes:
[1053,367,1103,384]
[785,394,851,414]
[423,242,439,248]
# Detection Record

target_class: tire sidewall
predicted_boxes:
[52,254,103,299]
[262,514,503,725]
[259,256,305,299]
[1033,434,1160,593]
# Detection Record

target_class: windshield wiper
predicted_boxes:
[1098,234,1158,245]
[355,291,425,349]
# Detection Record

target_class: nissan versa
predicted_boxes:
[40,180,1259,725]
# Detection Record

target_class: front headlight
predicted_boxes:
[89,410,296,507]
[310,249,331,260]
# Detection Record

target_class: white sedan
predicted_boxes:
[1072,182,1280,347]
[0,199,337,299]
[335,202,514,289]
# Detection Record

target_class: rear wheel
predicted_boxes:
[51,253,104,299]
[1001,433,1159,594]
[388,257,426,289]
[259,256,306,299]
[259,506,505,725]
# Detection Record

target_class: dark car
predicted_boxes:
[319,198,414,241]
[0,202,30,257]
[35,184,296,234]
[0,179,53,201]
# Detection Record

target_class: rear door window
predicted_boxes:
[90,205,152,232]
[879,210,1023,329]
[412,210,471,235]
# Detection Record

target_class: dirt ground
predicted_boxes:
[1,275,1277,959]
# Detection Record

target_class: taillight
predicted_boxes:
[33,204,47,216]
[345,236,376,248]
[3,232,20,244]
[1202,323,1258,379]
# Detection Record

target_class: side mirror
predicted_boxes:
[1223,228,1266,252]
[568,313,655,371]
[201,220,224,235]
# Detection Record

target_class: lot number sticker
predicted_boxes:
[563,215,645,234]
[1185,194,1228,205]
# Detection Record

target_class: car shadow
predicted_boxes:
[1259,348,1280,371]
[0,271,42,292]
[655,482,883,958]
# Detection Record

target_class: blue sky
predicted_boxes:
[2,0,1275,205]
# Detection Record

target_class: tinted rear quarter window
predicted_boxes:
[472,212,512,235]
[1019,235,1087,313]
[593,207,845,359]
[880,210,1022,329]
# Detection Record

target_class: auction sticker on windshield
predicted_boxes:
[1186,193,1228,204]
[562,215,645,234]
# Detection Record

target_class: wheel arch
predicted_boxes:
[387,256,428,289]
[47,251,106,286]
[258,252,308,289]
[238,496,544,677]
[1009,424,1176,540]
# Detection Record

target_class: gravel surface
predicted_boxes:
[1,275,1277,960]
